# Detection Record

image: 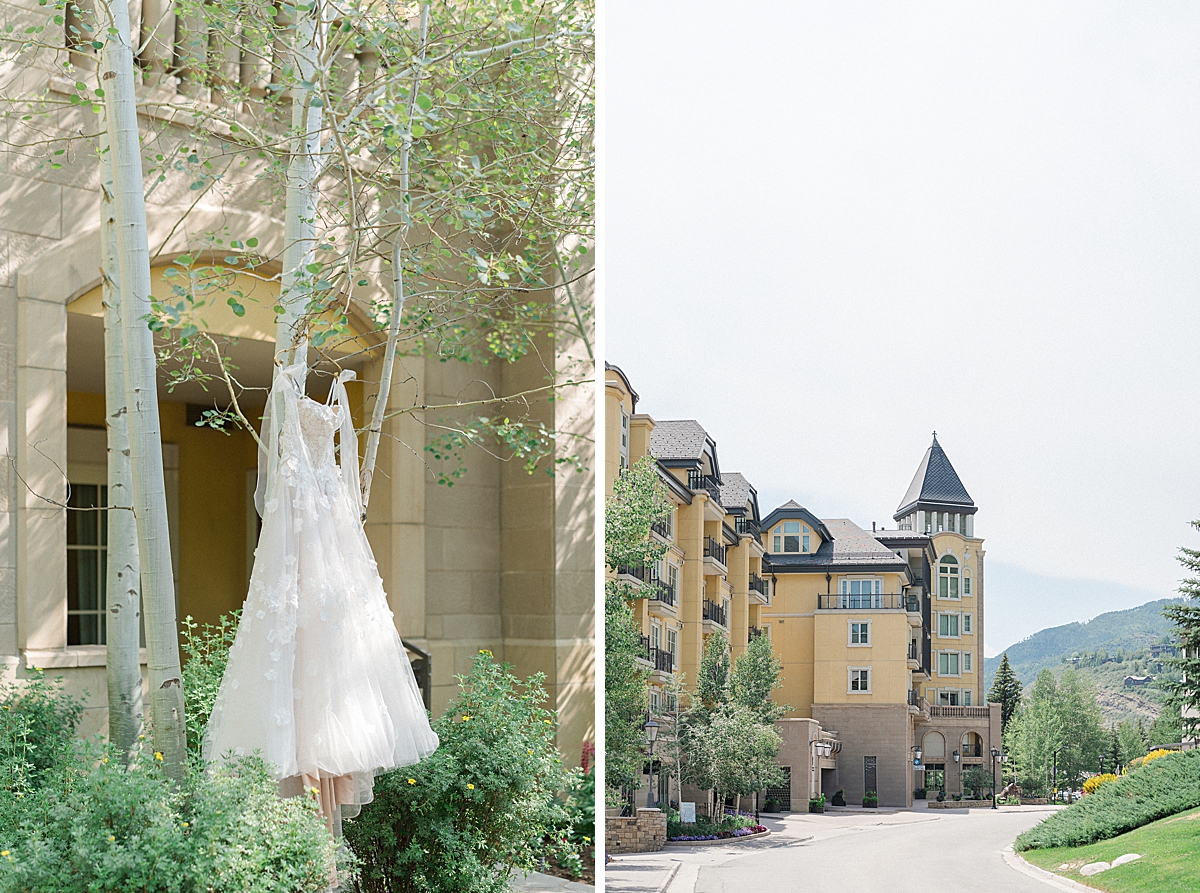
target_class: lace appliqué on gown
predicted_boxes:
[203,364,439,821]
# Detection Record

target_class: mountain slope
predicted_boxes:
[984,598,1183,726]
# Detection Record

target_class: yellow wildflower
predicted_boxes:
[154,752,164,761]
[101,758,108,764]
[462,715,471,721]
[543,719,552,725]
[107,836,115,842]
[467,784,475,790]
[407,778,416,785]
[181,822,189,828]
[479,649,492,657]
[1,851,9,857]
[310,786,320,796]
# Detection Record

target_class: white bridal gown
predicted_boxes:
[204,363,438,823]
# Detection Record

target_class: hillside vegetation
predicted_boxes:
[986,599,1183,726]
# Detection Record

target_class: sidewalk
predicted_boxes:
[512,870,595,892]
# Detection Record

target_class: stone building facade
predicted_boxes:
[0,9,594,764]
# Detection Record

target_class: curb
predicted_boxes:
[664,829,771,847]
[1001,846,1098,892]
[655,861,682,893]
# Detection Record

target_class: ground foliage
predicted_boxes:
[0,674,339,893]
[1015,749,1200,851]
[343,651,577,893]
[1164,519,1200,740]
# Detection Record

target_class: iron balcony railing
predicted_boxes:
[908,691,929,712]
[909,642,920,661]
[749,626,765,642]
[735,516,760,537]
[615,564,648,581]
[704,536,727,566]
[817,593,906,610]
[749,574,769,597]
[650,577,677,607]
[687,469,722,501]
[703,599,728,627]
[651,519,672,540]
[906,593,921,613]
[638,635,652,663]
[649,646,674,673]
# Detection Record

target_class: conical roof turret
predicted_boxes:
[894,432,975,520]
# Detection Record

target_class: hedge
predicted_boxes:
[1015,749,1200,851]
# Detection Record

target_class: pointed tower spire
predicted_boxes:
[894,433,975,522]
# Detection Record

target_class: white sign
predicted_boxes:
[680,802,696,824]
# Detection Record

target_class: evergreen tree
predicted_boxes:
[1164,519,1200,741]
[988,652,1023,734]
[729,634,789,724]
[1108,723,1122,770]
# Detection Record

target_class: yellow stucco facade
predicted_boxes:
[606,363,1001,809]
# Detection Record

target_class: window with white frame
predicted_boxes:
[67,483,108,646]
[651,622,662,653]
[772,521,810,553]
[619,409,630,470]
[962,612,972,634]
[938,651,961,677]
[938,613,961,638]
[938,689,961,706]
[962,569,972,596]
[848,668,871,693]
[849,621,871,646]
[666,628,677,663]
[649,688,661,713]
[963,652,972,672]
[666,562,679,601]
[963,689,972,706]
[938,555,960,599]
[839,578,882,609]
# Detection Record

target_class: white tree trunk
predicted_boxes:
[101,0,187,779]
[359,4,428,514]
[274,3,327,385]
[100,117,143,761]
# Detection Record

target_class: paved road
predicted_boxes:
[606,806,1068,893]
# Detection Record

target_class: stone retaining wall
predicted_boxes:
[605,808,667,853]
[926,799,995,809]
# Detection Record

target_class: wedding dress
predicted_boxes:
[204,362,439,822]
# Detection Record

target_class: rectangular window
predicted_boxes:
[849,668,871,692]
[67,484,107,646]
[651,623,662,652]
[962,613,972,634]
[938,613,960,637]
[938,690,960,706]
[850,622,870,645]
[962,690,972,706]
[667,628,677,662]
[619,411,630,470]
[963,652,972,672]
[938,652,960,676]
[649,688,661,713]
[802,534,810,552]
[963,574,971,596]
[667,563,679,599]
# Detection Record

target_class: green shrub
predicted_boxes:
[0,741,340,893]
[666,813,753,839]
[344,651,575,893]
[180,612,240,755]
[1015,749,1200,850]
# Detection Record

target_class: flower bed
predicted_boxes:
[669,824,767,842]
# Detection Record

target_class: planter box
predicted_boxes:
[665,829,771,847]
[809,804,824,813]
[862,802,878,809]
[926,799,995,809]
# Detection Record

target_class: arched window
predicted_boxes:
[938,555,960,599]
[961,732,983,757]
[923,731,946,759]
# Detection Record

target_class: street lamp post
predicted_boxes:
[644,717,660,809]
[910,745,924,802]
[991,747,1001,810]
[1052,746,1063,804]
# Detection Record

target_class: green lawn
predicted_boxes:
[1021,806,1200,893]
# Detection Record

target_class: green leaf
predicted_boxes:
[246,237,258,248]
[305,262,323,275]
[415,93,433,111]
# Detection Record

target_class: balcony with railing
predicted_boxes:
[748,626,765,642]
[649,646,674,673]
[703,599,728,627]
[929,705,992,719]
[735,516,760,537]
[687,469,723,502]
[649,578,677,607]
[636,635,652,665]
[650,519,672,540]
[908,642,920,662]
[704,536,727,567]
[817,593,905,610]
[615,564,648,582]
[749,574,769,599]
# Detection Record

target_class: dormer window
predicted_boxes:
[772,521,810,553]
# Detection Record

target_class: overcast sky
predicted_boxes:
[604,2,1200,653]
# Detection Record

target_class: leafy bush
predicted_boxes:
[667,813,755,840]
[180,612,240,755]
[1016,749,1200,850]
[1140,748,1176,767]
[1082,773,1119,795]
[0,741,340,892]
[551,765,594,876]
[0,670,83,791]
[344,651,575,893]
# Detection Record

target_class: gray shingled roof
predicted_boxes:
[719,472,752,513]
[764,519,908,571]
[895,434,973,515]
[649,420,709,463]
